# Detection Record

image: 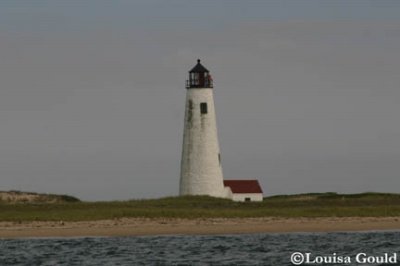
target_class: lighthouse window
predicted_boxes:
[200,103,208,114]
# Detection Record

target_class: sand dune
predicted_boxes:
[0,191,79,203]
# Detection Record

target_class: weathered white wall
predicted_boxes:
[180,88,226,198]
[231,193,263,202]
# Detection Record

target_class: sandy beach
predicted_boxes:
[1,217,399,238]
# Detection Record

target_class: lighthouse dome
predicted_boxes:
[189,59,209,73]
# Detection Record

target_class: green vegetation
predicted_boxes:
[0,190,80,204]
[1,193,400,222]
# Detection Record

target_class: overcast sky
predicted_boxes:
[0,0,399,201]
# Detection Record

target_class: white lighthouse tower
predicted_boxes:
[180,59,227,198]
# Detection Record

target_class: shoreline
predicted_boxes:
[1,217,400,238]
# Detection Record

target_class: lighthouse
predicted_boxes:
[180,59,227,198]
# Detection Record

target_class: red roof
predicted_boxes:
[224,180,263,194]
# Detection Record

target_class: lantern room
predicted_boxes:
[186,59,213,89]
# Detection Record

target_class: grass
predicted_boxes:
[1,193,400,222]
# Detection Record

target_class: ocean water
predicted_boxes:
[1,232,400,266]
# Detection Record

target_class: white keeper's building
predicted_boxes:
[179,60,263,202]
